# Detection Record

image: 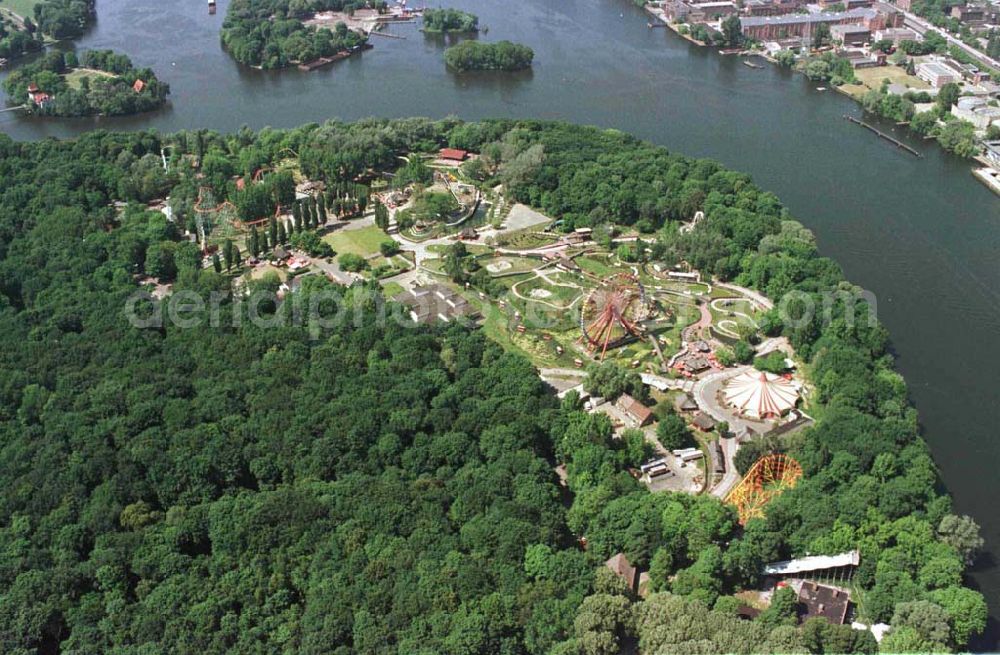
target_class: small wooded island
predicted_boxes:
[421,8,478,34]
[220,0,369,70]
[2,50,169,117]
[444,40,534,72]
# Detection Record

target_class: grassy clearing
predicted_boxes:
[427,243,492,256]
[323,225,392,257]
[479,255,539,275]
[249,263,287,282]
[576,255,617,278]
[841,65,929,99]
[479,300,579,368]
[381,281,405,298]
[0,0,41,20]
[64,68,117,90]
[514,276,582,307]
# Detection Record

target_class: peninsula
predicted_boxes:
[0,118,985,654]
[220,0,372,70]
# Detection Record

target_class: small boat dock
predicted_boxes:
[844,115,922,158]
[298,43,373,71]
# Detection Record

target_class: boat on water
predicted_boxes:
[742,59,763,69]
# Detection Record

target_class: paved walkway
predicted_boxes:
[713,280,774,311]
[690,366,770,498]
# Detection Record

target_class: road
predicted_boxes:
[691,368,742,497]
[902,10,1000,72]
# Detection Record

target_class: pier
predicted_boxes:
[844,115,923,158]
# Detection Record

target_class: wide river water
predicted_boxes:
[2,0,1000,645]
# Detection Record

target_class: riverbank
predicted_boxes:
[1,0,1000,645]
[644,2,1000,193]
[297,43,373,72]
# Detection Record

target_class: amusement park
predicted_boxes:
[145,143,815,527]
[123,140,899,641]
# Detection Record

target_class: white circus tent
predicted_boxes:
[724,370,800,419]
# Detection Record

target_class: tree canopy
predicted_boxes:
[2,49,169,117]
[0,118,985,653]
[221,0,367,69]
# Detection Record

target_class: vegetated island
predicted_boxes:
[220,0,370,70]
[444,39,533,72]
[3,49,169,116]
[0,0,95,62]
[421,7,478,33]
[0,118,988,654]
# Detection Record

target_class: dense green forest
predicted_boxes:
[220,0,367,69]
[0,118,986,654]
[422,8,479,33]
[0,0,94,58]
[31,0,95,39]
[444,40,534,72]
[0,14,43,59]
[2,49,169,116]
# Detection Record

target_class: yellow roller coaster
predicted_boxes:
[724,453,803,525]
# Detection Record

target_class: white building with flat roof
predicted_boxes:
[916,60,962,87]
[952,96,1000,128]
[873,27,918,44]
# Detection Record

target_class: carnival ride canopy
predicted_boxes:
[724,370,799,419]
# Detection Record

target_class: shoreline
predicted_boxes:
[643,3,1000,197]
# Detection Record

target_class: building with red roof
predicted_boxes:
[439,148,468,162]
[132,79,146,93]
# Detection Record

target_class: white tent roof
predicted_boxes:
[724,370,799,419]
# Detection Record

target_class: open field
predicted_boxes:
[0,0,41,20]
[512,276,582,308]
[841,64,929,99]
[382,281,405,298]
[323,225,390,257]
[427,242,492,256]
[575,254,618,278]
[65,68,117,90]
[249,263,287,282]
[480,255,539,275]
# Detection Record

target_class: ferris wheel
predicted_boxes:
[579,273,648,359]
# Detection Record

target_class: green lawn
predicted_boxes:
[64,68,116,90]
[514,276,582,307]
[576,255,616,278]
[381,281,405,298]
[427,243,492,256]
[322,225,392,257]
[0,0,41,20]
[840,64,929,100]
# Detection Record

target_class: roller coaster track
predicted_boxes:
[724,454,802,525]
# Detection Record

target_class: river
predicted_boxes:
[2,0,1000,646]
